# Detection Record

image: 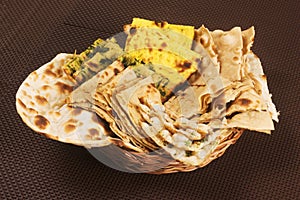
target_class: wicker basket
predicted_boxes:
[88,128,244,174]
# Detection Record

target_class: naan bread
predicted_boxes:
[16,54,112,147]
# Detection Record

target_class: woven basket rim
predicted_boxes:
[89,128,244,174]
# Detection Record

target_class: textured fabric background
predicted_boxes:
[1,0,299,199]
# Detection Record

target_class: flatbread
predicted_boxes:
[141,103,236,166]
[227,111,274,133]
[68,60,124,106]
[124,18,201,91]
[128,18,194,50]
[16,18,279,172]
[193,26,278,131]
[194,25,219,69]
[164,85,211,119]
[112,76,162,150]
[245,53,279,122]
[114,80,227,166]
[226,88,268,115]
[211,27,243,82]
[16,54,112,147]
[63,38,123,84]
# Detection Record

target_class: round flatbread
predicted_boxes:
[16,53,112,147]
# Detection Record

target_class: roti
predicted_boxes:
[16,53,112,147]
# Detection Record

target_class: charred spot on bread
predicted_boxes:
[34,115,50,130]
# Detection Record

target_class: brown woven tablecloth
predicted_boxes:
[1,0,299,199]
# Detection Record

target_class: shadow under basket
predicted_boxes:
[88,128,244,174]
